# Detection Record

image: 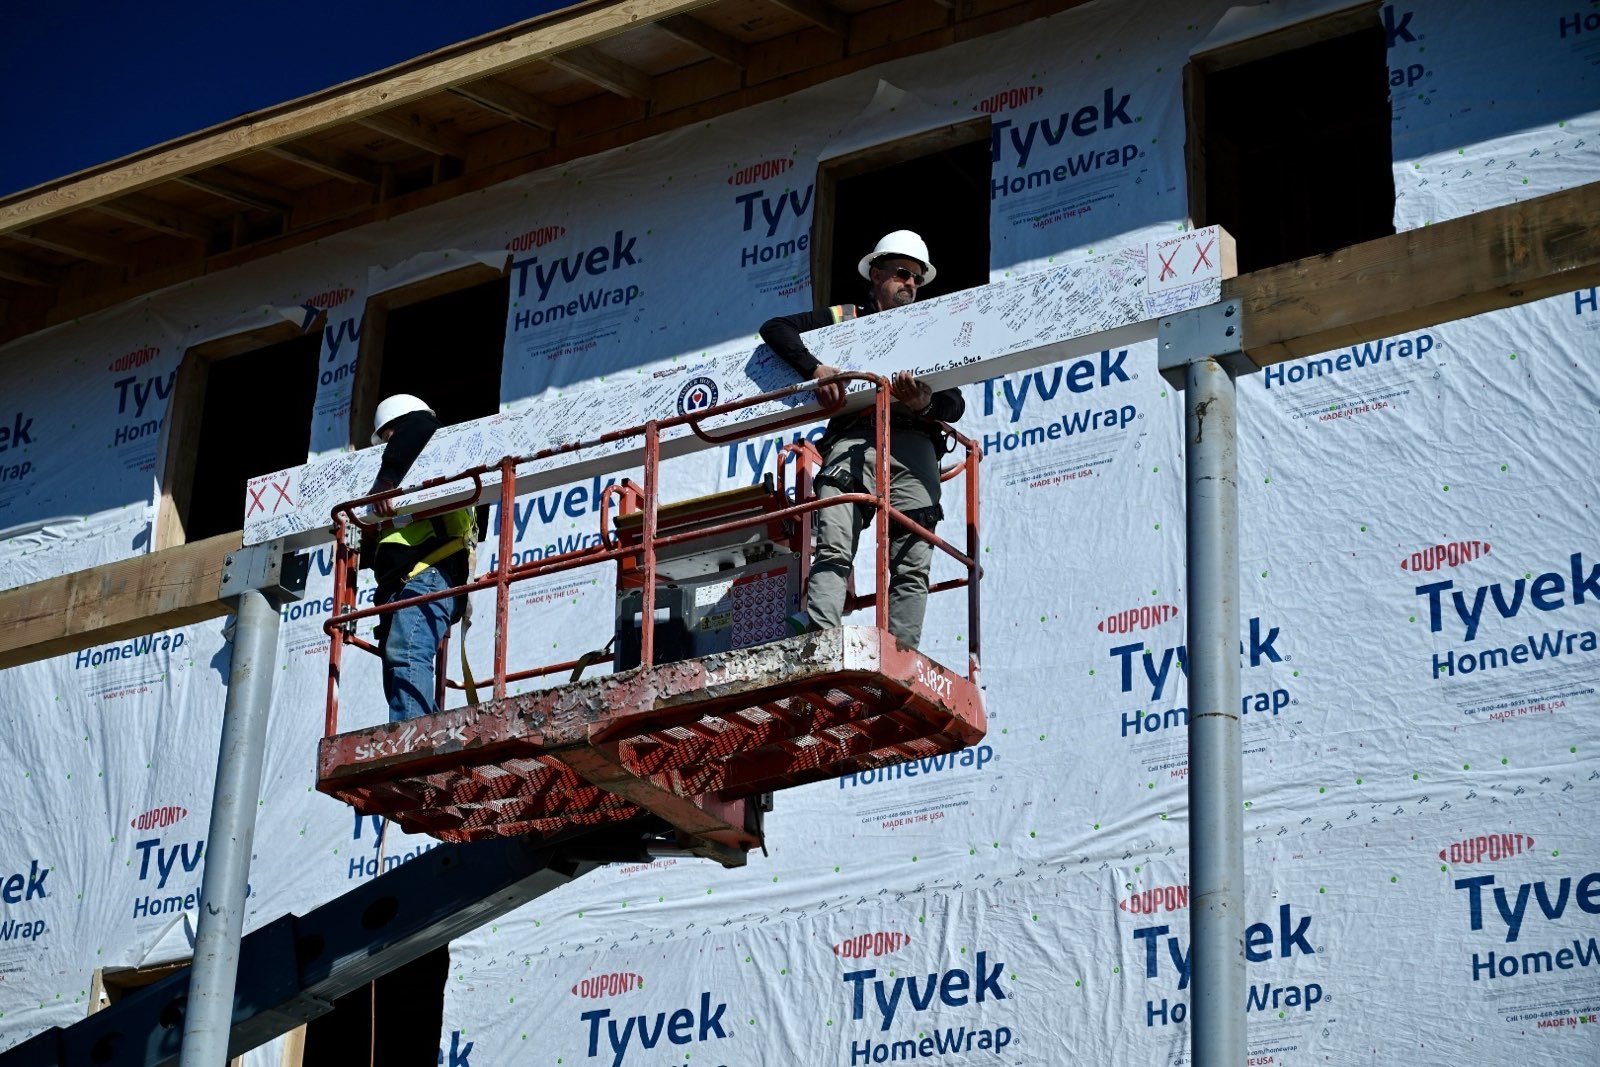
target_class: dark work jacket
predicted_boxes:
[759,303,965,446]
[362,410,475,606]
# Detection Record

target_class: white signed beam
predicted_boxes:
[244,227,1234,549]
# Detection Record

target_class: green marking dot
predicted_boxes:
[1412,773,1419,780]
[1442,485,1450,491]
[1552,849,1560,857]
[1319,886,1326,894]
[1093,823,1100,829]
[1501,757,1508,765]
[1463,763,1470,770]
[1148,782,1155,789]
[970,847,977,855]
[1113,966,1120,973]
[1318,786,1325,793]
[1356,777,1364,785]
[1391,875,1398,883]
[1441,864,1449,872]
[1029,830,1036,838]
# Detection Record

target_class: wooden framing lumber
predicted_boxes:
[264,143,379,185]
[0,532,238,671]
[176,169,294,215]
[0,250,65,287]
[0,0,717,235]
[358,112,469,158]
[655,14,748,68]
[1230,182,1600,366]
[94,193,214,242]
[450,79,561,130]
[546,45,655,99]
[767,0,850,37]
[8,221,133,266]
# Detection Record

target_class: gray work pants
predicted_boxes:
[808,428,943,648]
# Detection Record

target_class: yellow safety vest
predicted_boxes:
[378,507,476,580]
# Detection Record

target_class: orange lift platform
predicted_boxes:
[316,374,987,867]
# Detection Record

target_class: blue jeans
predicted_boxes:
[381,566,461,722]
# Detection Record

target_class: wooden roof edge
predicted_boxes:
[0,0,716,236]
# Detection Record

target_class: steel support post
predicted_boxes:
[1159,301,1251,1067]
[179,542,305,1067]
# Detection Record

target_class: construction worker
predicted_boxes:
[364,394,477,721]
[759,230,965,649]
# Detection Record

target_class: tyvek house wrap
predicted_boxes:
[0,0,1596,1064]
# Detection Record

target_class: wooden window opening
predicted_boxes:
[154,318,323,549]
[1186,3,1395,274]
[811,119,992,310]
[349,263,510,448]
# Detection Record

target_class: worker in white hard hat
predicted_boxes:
[758,230,964,650]
[362,395,479,721]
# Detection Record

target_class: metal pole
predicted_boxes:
[180,543,298,1066]
[1184,356,1245,1067]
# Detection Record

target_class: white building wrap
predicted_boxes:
[0,1,1596,1064]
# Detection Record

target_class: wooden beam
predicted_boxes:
[655,14,748,68]
[450,78,561,130]
[1232,182,1600,366]
[0,532,238,671]
[0,249,64,287]
[94,193,214,241]
[767,0,849,37]
[7,221,131,266]
[176,168,293,214]
[264,142,379,185]
[547,45,655,100]
[358,111,469,158]
[0,0,717,234]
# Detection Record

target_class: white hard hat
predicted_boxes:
[857,230,936,285]
[371,394,433,445]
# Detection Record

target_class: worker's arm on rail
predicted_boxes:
[761,307,845,409]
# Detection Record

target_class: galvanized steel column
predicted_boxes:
[180,543,303,1066]
[1184,356,1245,1067]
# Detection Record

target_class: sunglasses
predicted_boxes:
[883,265,924,285]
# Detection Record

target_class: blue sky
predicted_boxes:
[1,1,570,198]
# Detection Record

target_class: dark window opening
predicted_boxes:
[1191,24,1394,273]
[815,125,991,310]
[184,330,320,541]
[373,276,508,432]
[302,946,449,1066]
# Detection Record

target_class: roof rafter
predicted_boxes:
[93,194,214,242]
[176,169,294,214]
[264,143,380,185]
[358,112,470,158]
[655,14,748,68]
[767,0,849,37]
[0,250,65,287]
[547,45,655,100]
[450,79,561,130]
[7,221,133,266]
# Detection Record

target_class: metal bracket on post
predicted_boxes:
[1157,299,1254,390]
[219,540,308,607]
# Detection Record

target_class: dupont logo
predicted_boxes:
[1400,540,1491,571]
[727,157,793,186]
[109,345,160,374]
[305,286,355,309]
[832,931,912,958]
[1098,603,1178,635]
[571,972,644,999]
[507,224,567,252]
[1440,833,1534,865]
[130,805,188,831]
[1120,883,1189,914]
[973,84,1044,115]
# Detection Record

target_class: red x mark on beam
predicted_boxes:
[1192,238,1214,273]
[1158,247,1179,282]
